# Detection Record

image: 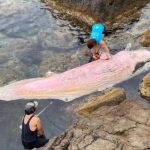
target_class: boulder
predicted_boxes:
[138,30,150,47]
[139,73,150,101]
[76,88,126,116]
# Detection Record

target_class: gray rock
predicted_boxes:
[130,3,150,37]
[85,139,116,150]
[37,88,150,150]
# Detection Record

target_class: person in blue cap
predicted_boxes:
[87,23,111,61]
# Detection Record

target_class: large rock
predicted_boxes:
[138,30,150,47]
[76,88,126,115]
[130,3,150,38]
[44,0,149,28]
[139,73,150,101]
[37,88,150,150]
[106,32,141,52]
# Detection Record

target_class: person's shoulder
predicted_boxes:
[32,115,41,122]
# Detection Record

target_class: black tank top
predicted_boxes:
[21,115,38,142]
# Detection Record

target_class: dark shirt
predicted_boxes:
[21,115,38,143]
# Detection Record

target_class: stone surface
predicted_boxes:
[138,30,150,47]
[86,139,116,150]
[130,3,150,37]
[76,88,126,116]
[105,32,141,53]
[139,73,150,101]
[37,87,150,150]
[44,0,149,29]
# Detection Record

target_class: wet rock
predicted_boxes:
[139,73,150,101]
[138,30,150,47]
[130,19,150,37]
[106,32,140,53]
[130,3,150,37]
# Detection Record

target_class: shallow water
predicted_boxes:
[0,0,85,85]
[0,0,84,149]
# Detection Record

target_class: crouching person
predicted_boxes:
[21,101,49,150]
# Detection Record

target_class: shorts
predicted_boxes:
[22,137,49,149]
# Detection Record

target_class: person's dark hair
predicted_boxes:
[25,107,35,115]
[87,39,97,49]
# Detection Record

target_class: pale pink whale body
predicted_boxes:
[0,49,149,101]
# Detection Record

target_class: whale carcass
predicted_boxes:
[0,49,149,101]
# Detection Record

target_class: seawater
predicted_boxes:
[0,0,83,149]
[0,0,84,85]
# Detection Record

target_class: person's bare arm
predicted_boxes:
[90,47,100,60]
[100,40,109,53]
[100,40,111,59]
[36,117,45,136]
[95,43,101,54]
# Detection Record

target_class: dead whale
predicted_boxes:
[0,49,149,101]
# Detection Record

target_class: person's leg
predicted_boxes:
[34,137,49,148]
[22,141,35,150]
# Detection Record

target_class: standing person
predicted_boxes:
[21,101,49,150]
[87,23,111,61]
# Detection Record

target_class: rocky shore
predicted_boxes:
[37,73,150,150]
[35,1,150,150]
[43,0,149,29]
